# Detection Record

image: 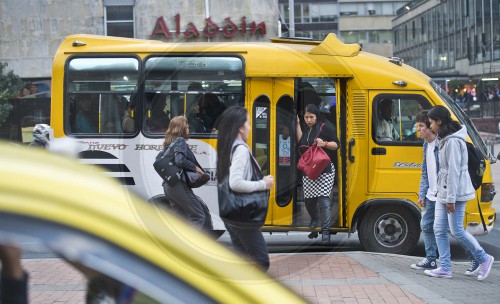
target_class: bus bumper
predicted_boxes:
[466,212,496,236]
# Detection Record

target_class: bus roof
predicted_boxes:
[58,33,431,90]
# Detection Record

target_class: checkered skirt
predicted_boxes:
[303,163,335,198]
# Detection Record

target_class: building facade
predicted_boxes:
[0,0,279,80]
[393,0,500,80]
[278,0,406,57]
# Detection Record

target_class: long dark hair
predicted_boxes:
[427,105,461,138]
[216,106,248,181]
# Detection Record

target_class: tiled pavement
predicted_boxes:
[20,252,499,303]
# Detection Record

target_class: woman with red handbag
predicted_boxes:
[296,104,339,242]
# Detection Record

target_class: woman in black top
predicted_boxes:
[160,116,212,231]
[296,104,339,242]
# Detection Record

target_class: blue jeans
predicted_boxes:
[421,198,438,260]
[434,201,488,271]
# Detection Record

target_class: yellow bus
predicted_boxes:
[51,33,496,254]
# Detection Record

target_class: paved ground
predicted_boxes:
[13,133,500,303]
[21,252,498,304]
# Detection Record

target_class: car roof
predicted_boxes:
[0,141,304,303]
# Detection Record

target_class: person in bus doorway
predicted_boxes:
[424,105,494,281]
[296,104,339,242]
[411,110,479,274]
[376,99,399,141]
[160,116,213,232]
[216,106,274,271]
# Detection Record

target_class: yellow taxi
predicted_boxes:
[0,142,305,303]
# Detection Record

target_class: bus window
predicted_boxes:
[144,56,244,137]
[374,95,429,144]
[253,96,270,175]
[276,95,294,207]
[65,57,139,136]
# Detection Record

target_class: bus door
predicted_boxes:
[248,77,295,226]
[367,92,432,194]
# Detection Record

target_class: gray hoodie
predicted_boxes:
[436,125,476,204]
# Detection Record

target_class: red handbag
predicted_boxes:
[297,124,331,180]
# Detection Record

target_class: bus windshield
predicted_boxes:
[430,80,494,162]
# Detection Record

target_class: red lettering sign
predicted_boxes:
[151,17,170,38]
[150,14,266,40]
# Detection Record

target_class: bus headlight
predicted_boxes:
[481,183,495,202]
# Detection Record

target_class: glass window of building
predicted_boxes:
[104,0,135,38]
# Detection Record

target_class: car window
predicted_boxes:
[374,95,430,144]
[0,213,216,304]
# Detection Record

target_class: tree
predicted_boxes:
[0,62,23,126]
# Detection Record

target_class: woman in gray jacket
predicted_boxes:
[424,105,493,281]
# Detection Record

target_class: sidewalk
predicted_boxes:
[22,253,499,304]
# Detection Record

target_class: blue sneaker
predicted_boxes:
[478,255,494,281]
[411,258,437,270]
[464,259,480,276]
[424,267,452,278]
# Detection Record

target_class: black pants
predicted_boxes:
[305,196,332,230]
[163,181,212,230]
[224,222,270,271]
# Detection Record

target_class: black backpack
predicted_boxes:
[465,141,486,190]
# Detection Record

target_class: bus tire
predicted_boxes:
[358,205,419,255]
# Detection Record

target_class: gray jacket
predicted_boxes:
[436,125,476,204]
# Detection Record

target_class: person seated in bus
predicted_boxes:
[196,93,226,131]
[121,107,135,133]
[74,95,98,133]
[186,101,208,133]
[376,98,399,141]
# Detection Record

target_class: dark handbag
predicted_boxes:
[297,123,330,180]
[153,140,182,186]
[185,171,210,188]
[217,145,269,226]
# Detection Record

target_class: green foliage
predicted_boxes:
[0,62,23,125]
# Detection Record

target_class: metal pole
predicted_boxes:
[289,0,295,38]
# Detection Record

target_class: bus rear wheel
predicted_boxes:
[358,205,419,255]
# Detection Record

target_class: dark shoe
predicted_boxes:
[308,219,318,228]
[464,259,480,276]
[411,258,437,270]
[321,230,330,243]
[308,231,319,239]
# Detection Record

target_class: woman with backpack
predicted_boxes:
[424,105,494,281]
[158,116,212,231]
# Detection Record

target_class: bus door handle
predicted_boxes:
[372,147,386,155]
[348,138,355,162]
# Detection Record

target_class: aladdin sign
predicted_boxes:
[151,14,266,39]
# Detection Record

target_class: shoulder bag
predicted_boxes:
[297,123,330,180]
[217,145,269,227]
[185,149,211,188]
[185,171,211,188]
[153,139,183,186]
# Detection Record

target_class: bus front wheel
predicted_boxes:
[358,205,419,255]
